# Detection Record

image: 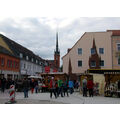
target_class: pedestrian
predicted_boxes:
[30,79,35,94]
[23,78,29,98]
[63,80,69,97]
[87,79,94,97]
[55,79,59,97]
[82,77,88,97]
[57,78,63,97]
[1,77,6,93]
[68,79,74,94]
[49,77,57,99]
[35,80,38,93]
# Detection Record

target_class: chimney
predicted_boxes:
[67,48,71,53]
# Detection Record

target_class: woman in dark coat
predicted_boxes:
[23,78,29,98]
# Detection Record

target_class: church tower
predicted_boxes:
[54,32,60,70]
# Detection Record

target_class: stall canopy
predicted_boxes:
[28,75,42,79]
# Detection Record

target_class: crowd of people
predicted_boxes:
[0,77,15,93]
[0,76,96,99]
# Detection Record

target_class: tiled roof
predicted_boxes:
[0,45,15,57]
[0,34,44,64]
[107,30,120,36]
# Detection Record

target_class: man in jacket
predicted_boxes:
[82,77,87,97]
[23,78,29,98]
[49,77,57,99]
[57,79,63,97]
[68,79,74,94]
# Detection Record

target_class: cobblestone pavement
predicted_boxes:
[0,90,120,104]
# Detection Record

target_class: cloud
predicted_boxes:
[0,17,120,66]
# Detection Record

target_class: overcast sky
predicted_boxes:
[0,17,120,65]
[0,0,120,65]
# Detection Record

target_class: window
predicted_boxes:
[1,58,5,66]
[78,60,82,67]
[13,61,16,68]
[7,60,9,67]
[100,60,104,67]
[7,60,11,68]
[20,53,23,58]
[24,64,26,69]
[118,57,120,65]
[31,58,33,62]
[91,61,96,67]
[10,60,12,68]
[78,48,82,55]
[117,44,120,51]
[36,60,38,64]
[26,56,29,60]
[99,48,104,54]
[91,48,96,55]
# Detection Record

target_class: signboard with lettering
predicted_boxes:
[45,66,50,73]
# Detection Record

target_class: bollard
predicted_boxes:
[9,85,15,103]
[5,84,16,104]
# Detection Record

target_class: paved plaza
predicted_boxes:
[0,90,120,104]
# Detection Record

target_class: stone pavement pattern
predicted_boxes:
[0,90,120,104]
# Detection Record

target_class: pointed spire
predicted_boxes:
[92,38,96,48]
[56,32,59,53]
[92,38,97,54]
[55,31,60,55]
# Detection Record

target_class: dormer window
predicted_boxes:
[91,48,96,55]
[20,53,23,58]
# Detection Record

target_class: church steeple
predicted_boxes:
[55,32,60,55]
[54,31,60,70]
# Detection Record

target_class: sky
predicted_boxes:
[0,0,120,66]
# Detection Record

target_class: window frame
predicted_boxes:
[118,57,120,65]
[117,43,120,51]
[90,60,96,67]
[78,48,82,55]
[78,60,82,67]
[91,48,96,55]
[99,48,104,54]
[100,60,104,67]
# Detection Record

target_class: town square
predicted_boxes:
[0,1,120,120]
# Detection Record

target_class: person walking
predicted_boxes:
[1,77,6,93]
[30,79,35,94]
[63,80,69,97]
[57,79,63,97]
[35,80,38,93]
[87,79,94,97]
[49,77,57,99]
[68,79,74,94]
[23,78,29,98]
[55,80,59,97]
[82,77,88,97]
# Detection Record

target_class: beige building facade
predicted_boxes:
[62,30,120,74]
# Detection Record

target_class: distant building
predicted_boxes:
[62,30,120,74]
[0,34,45,79]
[0,36,20,80]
